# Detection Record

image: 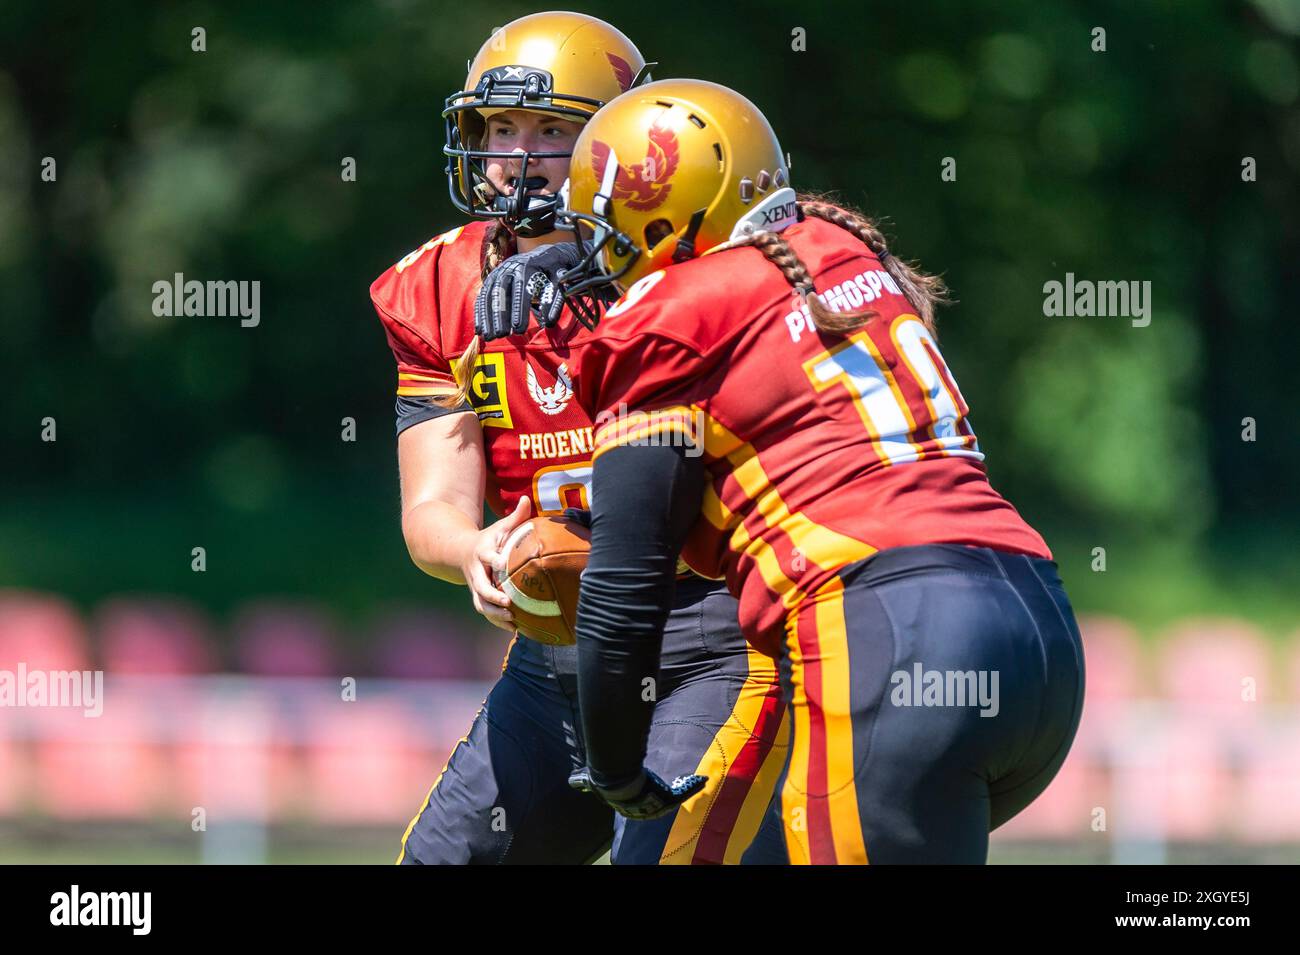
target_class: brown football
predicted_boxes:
[495,515,591,646]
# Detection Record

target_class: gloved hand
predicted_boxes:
[568,767,708,821]
[474,242,584,341]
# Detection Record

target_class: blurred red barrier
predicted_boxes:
[3,589,1300,856]
[231,601,343,678]
[0,590,91,671]
[96,597,218,675]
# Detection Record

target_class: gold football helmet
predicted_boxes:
[558,78,795,312]
[444,12,650,237]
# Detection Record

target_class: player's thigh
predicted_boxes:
[613,585,787,865]
[848,549,1080,862]
[399,660,612,865]
[740,716,795,865]
[777,555,1049,864]
[986,554,1086,830]
[758,576,993,866]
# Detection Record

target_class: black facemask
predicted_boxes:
[444,66,599,238]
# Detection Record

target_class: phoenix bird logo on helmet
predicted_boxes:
[555,79,794,324]
[590,121,680,213]
[606,53,636,92]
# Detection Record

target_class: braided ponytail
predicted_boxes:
[801,197,949,332]
[480,221,518,277]
[730,193,949,335]
[433,223,519,409]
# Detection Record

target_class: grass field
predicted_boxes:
[3,821,1295,864]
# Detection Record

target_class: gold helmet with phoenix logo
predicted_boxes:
[444,12,651,238]
[558,78,795,312]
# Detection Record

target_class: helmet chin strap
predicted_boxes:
[727,186,798,241]
[495,176,560,237]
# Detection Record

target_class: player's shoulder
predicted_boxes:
[370,221,486,315]
[594,238,795,351]
[783,215,876,276]
[369,220,487,353]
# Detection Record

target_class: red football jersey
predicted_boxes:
[575,216,1051,656]
[371,221,600,518]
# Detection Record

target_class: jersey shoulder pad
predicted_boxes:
[783,216,877,277]
[597,245,793,354]
[370,221,488,372]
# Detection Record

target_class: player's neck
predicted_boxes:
[516,231,566,254]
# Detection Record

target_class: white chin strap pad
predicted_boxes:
[728,187,798,241]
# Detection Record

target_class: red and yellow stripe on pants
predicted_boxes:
[779,576,869,864]
[594,405,873,862]
[654,644,789,864]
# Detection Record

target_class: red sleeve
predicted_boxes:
[369,225,478,399]
[577,331,709,415]
[574,282,722,460]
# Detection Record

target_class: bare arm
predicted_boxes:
[397,411,532,628]
[398,412,487,585]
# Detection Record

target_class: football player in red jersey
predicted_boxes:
[545,78,1086,862]
[372,15,786,864]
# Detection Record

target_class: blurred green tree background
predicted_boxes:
[1,0,1296,641]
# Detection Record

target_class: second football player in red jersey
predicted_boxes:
[545,79,1086,862]
[372,16,786,865]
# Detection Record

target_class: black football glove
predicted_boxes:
[474,242,584,341]
[568,767,708,821]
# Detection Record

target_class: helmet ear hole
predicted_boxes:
[644,218,674,250]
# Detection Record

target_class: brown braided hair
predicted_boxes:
[480,220,518,275]
[731,193,950,334]
[433,223,520,409]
